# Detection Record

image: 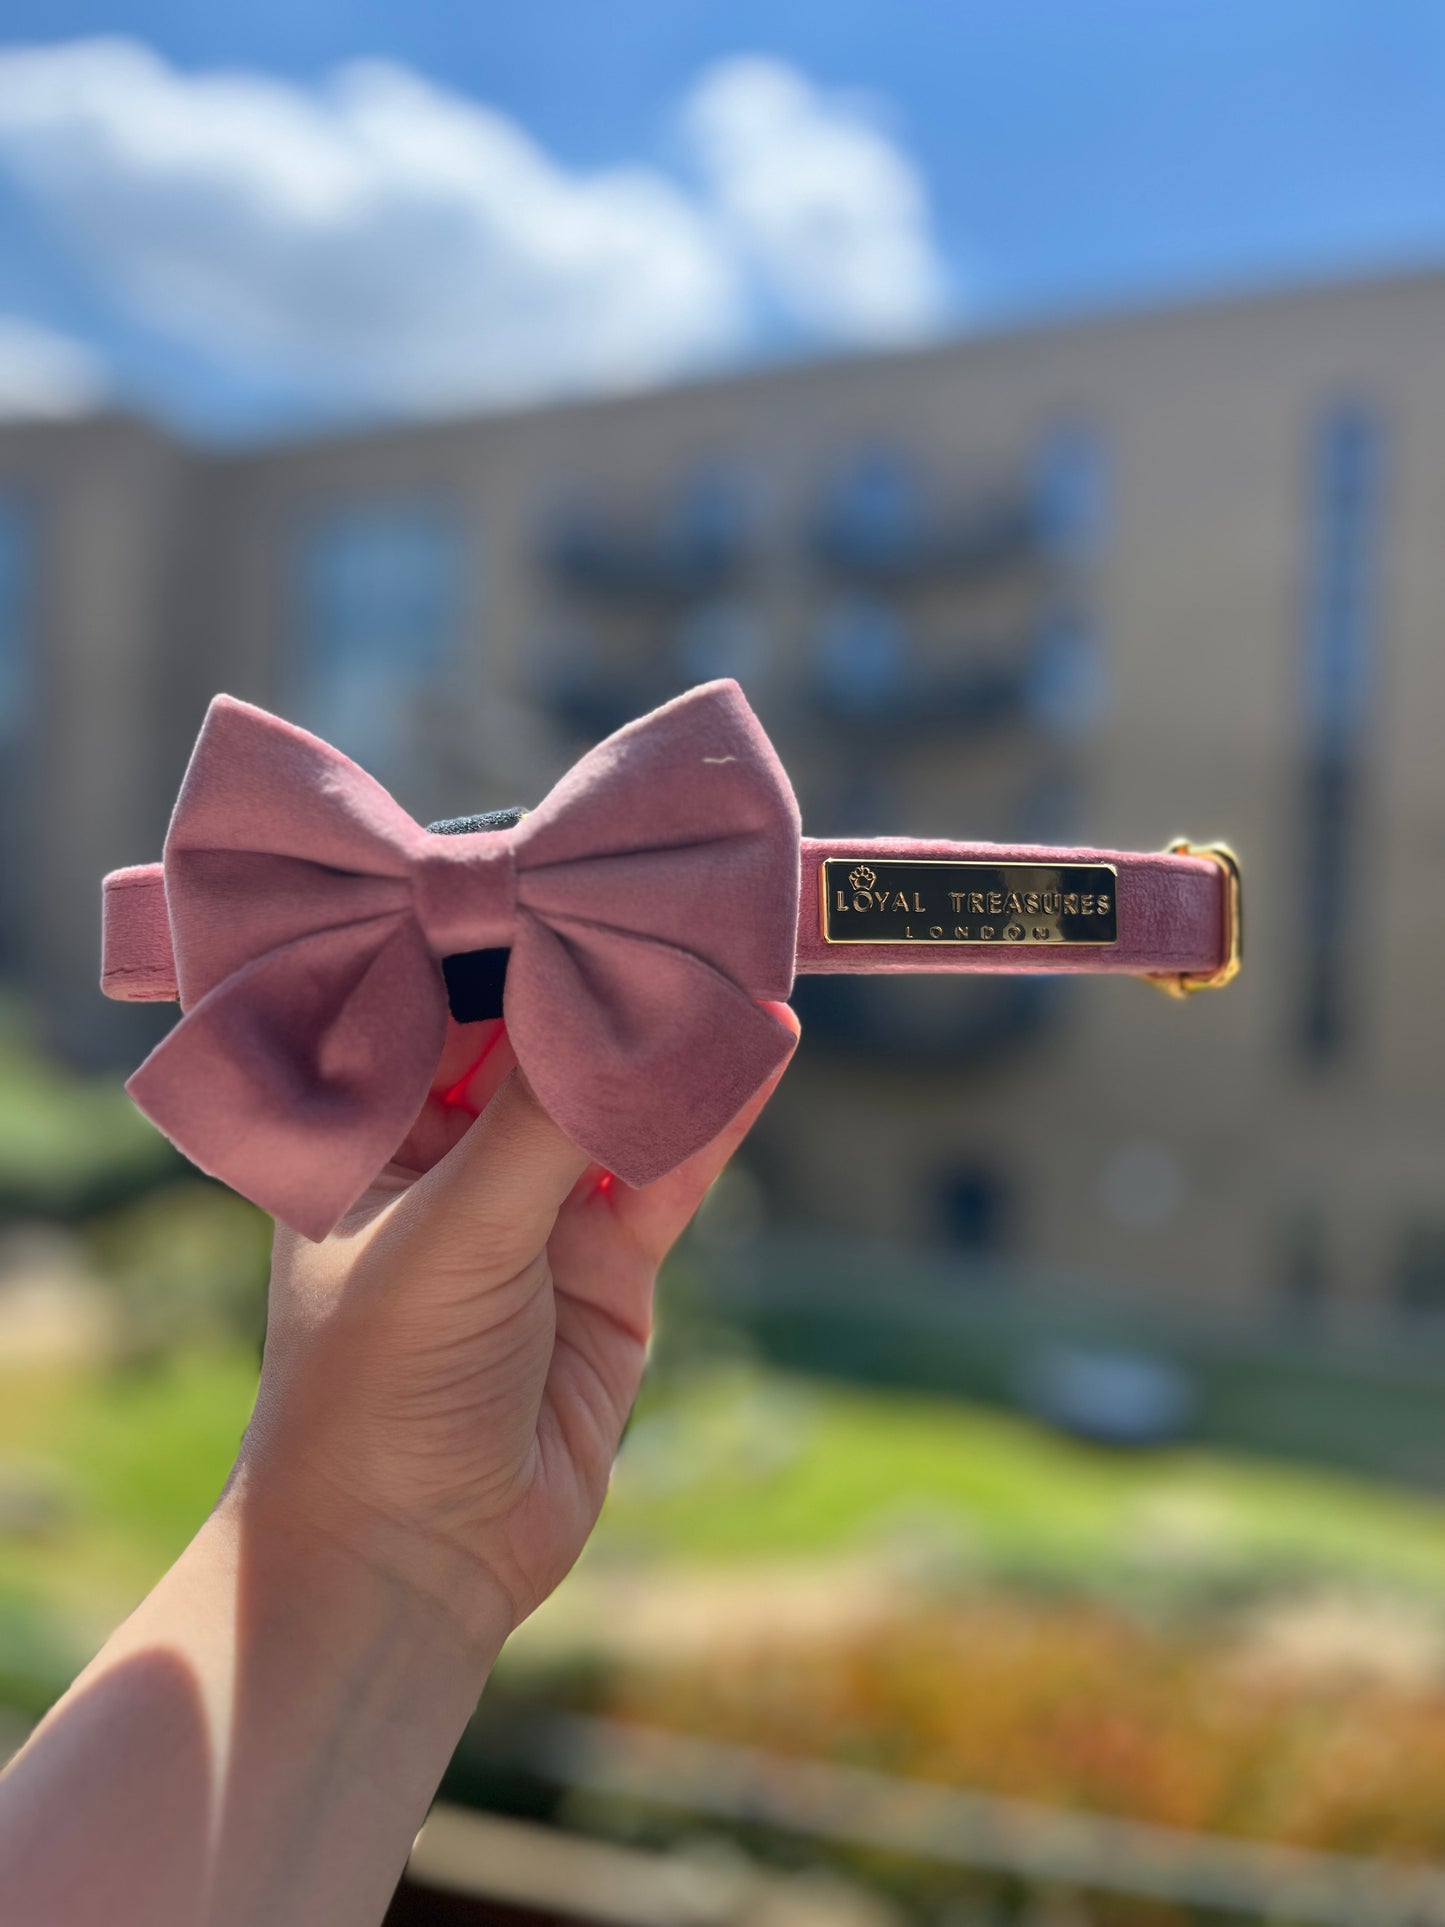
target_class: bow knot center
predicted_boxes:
[410,834,517,959]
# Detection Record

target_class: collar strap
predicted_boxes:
[102,835,1238,1010]
[799,837,1238,994]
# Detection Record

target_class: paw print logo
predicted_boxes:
[848,864,877,893]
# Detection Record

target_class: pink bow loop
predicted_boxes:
[121,680,801,1240]
[127,918,444,1242]
[162,693,419,1009]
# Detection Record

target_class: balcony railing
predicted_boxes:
[540,666,684,740]
[539,629,1067,743]
[811,494,1040,582]
[542,491,755,601]
[810,653,1032,733]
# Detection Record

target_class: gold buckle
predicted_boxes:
[1146,841,1242,998]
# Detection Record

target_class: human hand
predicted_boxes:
[232,1007,799,1651]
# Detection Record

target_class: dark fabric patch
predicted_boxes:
[426,806,527,1022]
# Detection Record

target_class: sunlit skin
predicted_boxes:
[0,1004,799,1926]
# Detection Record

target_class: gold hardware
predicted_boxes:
[1146,841,1242,997]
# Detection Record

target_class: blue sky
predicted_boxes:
[0,0,1442,437]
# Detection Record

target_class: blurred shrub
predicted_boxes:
[598,1593,1445,1860]
[0,1593,77,1718]
[84,1180,270,1362]
[0,998,179,1220]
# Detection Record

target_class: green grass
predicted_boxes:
[0,997,179,1216]
[33,1352,258,1551]
[599,1364,1445,1610]
[0,1350,259,1702]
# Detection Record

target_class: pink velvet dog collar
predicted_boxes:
[101,682,1239,1239]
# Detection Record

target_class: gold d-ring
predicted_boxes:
[1147,841,1242,998]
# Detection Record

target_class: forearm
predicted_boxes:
[0,1029,779,1923]
[0,1473,507,1927]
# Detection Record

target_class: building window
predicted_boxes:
[1033,425,1108,562]
[817,447,924,572]
[1026,605,1108,737]
[934,1164,1011,1254]
[1298,401,1384,1063]
[1028,426,1109,742]
[1395,1220,1445,1325]
[543,466,755,597]
[664,466,755,584]
[295,502,464,791]
[0,497,31,747]
[676,599,763,686]
[542,490,610,589]
[815,596,909,711]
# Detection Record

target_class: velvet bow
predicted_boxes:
[126,680,801,1239]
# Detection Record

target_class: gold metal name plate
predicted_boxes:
[820,858,1119,947]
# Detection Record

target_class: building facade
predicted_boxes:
[3,269,1444,1331]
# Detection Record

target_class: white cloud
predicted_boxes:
[681,57,950,344]
[0,39,951,414]
[0,313,107,417]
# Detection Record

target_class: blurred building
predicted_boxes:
[2,268,1443,1330]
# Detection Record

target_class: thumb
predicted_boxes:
[384,1068,589,1274]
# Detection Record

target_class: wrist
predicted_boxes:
[45,1456,512,1925]
[214,1455,516,1670]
